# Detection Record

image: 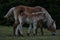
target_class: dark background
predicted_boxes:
[0,0,60,29]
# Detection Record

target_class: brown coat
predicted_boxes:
[13,5,43,24]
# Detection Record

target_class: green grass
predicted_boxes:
[0,26,60,40]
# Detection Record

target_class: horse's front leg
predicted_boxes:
[39,21,44,35]
[33,22,37,36]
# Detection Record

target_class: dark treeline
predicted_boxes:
[0,0,60,29]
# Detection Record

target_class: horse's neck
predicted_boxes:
[44,12,54,25]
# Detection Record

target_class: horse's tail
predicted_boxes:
[4,7,15,18]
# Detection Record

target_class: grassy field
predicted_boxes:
[0,26,60,40]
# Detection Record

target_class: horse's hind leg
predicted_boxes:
[33,22,37,36]
[13,23,18,36]
[18,24,23,36]
[40,27,44,35]
[17,15,23,36]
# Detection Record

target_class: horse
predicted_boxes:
[4,5,56,36]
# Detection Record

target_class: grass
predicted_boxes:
[0,26,60,40]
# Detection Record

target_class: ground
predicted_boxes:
[0,26,60,40]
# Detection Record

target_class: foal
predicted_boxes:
[15,12,45,36]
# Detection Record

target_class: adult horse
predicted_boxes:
[4,5,56,36]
